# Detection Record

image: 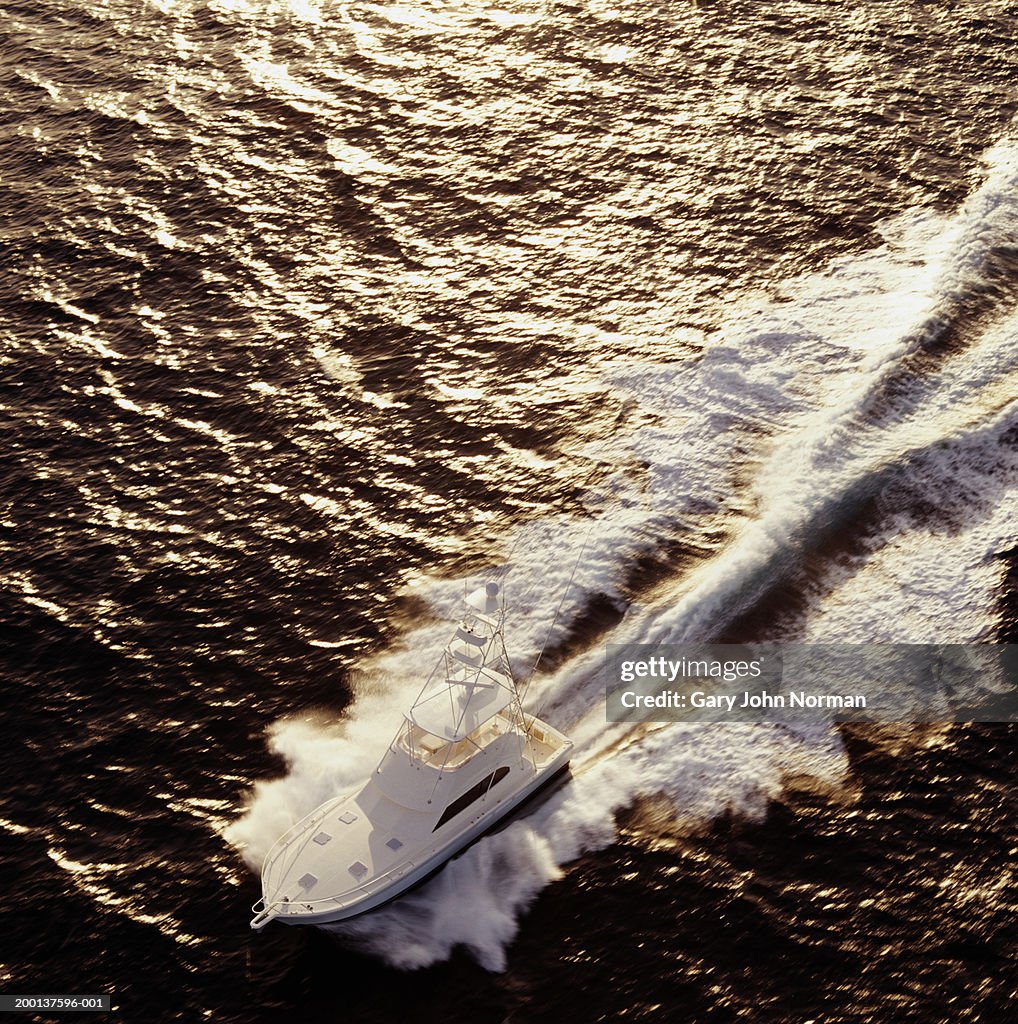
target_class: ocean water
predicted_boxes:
[1,1,1015,1021]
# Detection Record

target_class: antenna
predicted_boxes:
[520,520,593,711]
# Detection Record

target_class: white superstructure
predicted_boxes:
[250,581,572,930]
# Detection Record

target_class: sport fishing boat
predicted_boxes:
[250,580,573,930]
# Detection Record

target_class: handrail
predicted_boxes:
[259,857,419,913]
[265,796,342,855]
[261,794,348,890]
[250,898,284,930]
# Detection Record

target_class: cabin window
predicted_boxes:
[433,766,510,831]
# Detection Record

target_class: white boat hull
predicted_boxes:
[249,580,575,933]
[251,743,571,930]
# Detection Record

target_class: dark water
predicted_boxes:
[1,1,1016,1021]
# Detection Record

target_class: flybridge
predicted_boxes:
[407,583,520,744]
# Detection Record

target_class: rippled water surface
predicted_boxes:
[1,1,1016,1021]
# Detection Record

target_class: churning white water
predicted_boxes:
[226,137,1017,971]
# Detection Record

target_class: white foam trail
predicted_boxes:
[604,139,1018,645]
[229,137,1018,970]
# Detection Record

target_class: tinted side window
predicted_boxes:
[434,766,511,831]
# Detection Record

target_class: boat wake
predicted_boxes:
[227,136,1018,970]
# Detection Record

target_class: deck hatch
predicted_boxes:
[313,832,332,846]
[339,811,358,824]
[349,861,368,879]
[297,873,317,889]
[386,837,403,851]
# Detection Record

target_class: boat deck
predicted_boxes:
[253,718,571,928]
